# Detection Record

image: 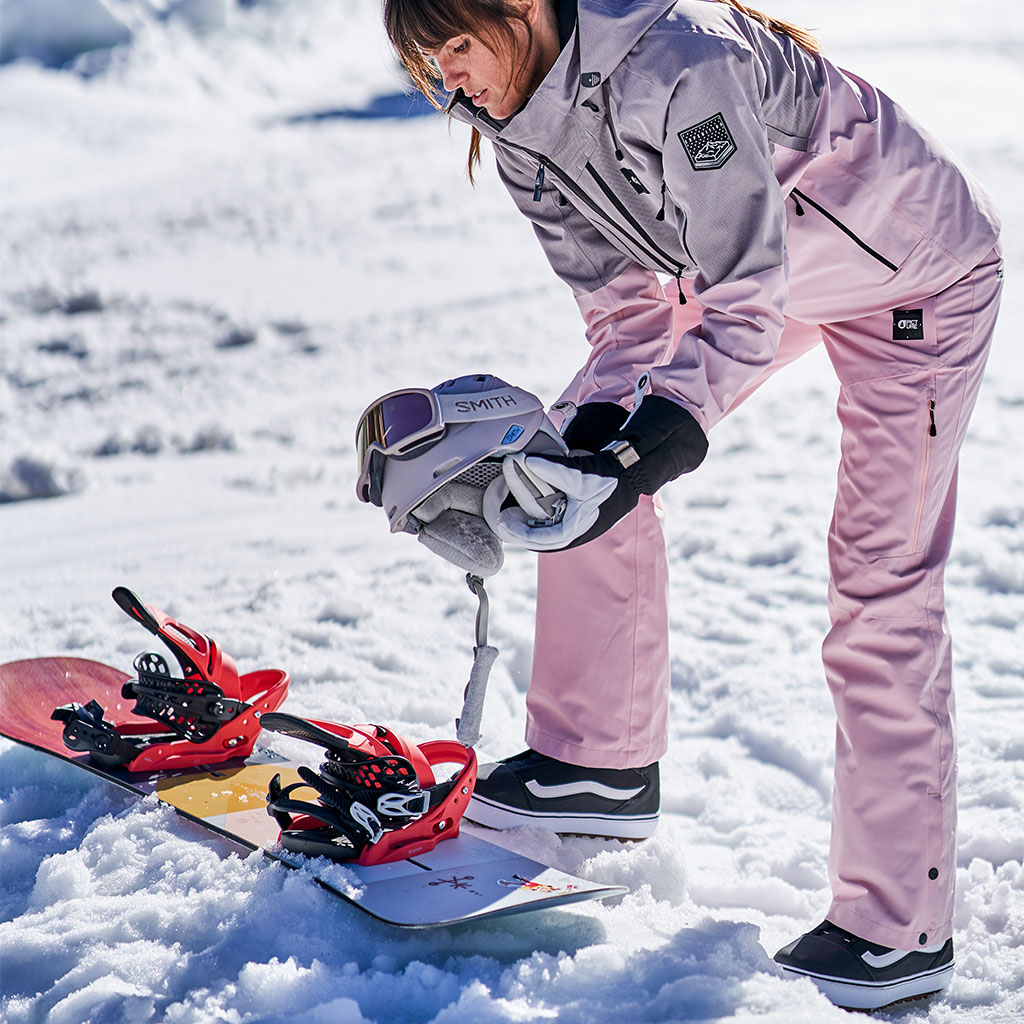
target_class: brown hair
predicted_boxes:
[383,0,820,180]
[718,1,819,54]
[384,0,537,180]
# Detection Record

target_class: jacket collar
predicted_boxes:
[449,0,673,141]
[575,0,673,89]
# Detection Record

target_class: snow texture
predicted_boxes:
[1,1,1022,1022]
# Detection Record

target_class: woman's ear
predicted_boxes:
[517,0,560,55]
[515,0,545,27]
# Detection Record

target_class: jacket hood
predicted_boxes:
[574,0,675,89]
[450,0,674,132]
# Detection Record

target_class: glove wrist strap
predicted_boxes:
[604,439,640,468]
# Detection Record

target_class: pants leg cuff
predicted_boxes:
[826,902,953,950]
[525,723,666,769]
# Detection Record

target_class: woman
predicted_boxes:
[382,0,1001,1009]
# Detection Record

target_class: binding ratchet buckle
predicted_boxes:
[52,587,289,772]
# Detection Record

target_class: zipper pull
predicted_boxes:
[656,181,667,222]
[792,193,805,216]
[620,168,650,195]
[676,274,687,305]
[533,161,545,202]
[612,373,652,435]
[600,81,625,160]
[632,372,651,410]
[552,399,578,433]
[928,399,937,437]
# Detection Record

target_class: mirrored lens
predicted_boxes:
[356,392,437,464]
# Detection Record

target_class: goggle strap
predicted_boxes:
[455,574,499,749]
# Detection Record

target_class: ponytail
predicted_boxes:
[717,1,820,55]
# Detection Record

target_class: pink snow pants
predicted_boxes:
[527,246,1003,948]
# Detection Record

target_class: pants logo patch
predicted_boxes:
[893,309,925,341]
[678,113,736,171]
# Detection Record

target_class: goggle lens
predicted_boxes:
[356,392,437,464]
[355,390,441,502]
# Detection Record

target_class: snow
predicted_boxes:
[0,1,1022,1021]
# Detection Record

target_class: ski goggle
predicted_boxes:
[355,388,444,503]
[354,384,544,504]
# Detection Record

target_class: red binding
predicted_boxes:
[284,720,478,865]
[111,588,290,771]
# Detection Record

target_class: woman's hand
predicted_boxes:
[485,396,709,551]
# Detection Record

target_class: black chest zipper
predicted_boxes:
[468,96,690,302]
[583,162,692,302]
[620,168,650,195]
[790,188,898,272]
[499,130,688,278]
[584,163,692,268]
[469,102,692,285]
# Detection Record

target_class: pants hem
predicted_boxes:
[826,902,953,950]
[525,722,666,769]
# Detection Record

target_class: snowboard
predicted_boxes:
[0,656,626,928]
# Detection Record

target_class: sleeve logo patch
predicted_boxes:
[678,112,736,171]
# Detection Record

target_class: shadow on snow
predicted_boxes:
[282,90,439,125]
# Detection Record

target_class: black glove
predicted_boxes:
[561,401,629,453]
[488,395,707,551]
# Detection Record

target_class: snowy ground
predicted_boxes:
[1,1,1021,1022]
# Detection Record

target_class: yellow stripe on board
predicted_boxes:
[156,764,306,846]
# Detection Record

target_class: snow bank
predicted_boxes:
[0,0,132,68]
[0,0,400,119]
[0,452,86,503]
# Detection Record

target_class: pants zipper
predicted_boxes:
[911,393,936,552]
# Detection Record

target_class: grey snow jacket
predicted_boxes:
[448,0,1000,429]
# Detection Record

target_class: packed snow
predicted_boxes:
[1,1,1021,1022]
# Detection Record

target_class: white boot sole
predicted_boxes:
[466,793,658,840]
[779,961,954,1010]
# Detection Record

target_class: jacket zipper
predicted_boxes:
[496,130,689,282]
[791,188,898,272]
[534,162,546,201]
[469,100,692,299]
[584,162,695,271]
[584,161,692,302]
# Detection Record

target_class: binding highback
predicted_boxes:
[52,588,289,771]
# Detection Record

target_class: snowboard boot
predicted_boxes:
[465,749,659,839]
[774,920,954,1011]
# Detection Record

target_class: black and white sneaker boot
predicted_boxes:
[774,920,954,1011]
[465,749,659,839]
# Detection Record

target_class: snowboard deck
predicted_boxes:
[0,657,626,927]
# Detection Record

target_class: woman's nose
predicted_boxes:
[437,57,463,92]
